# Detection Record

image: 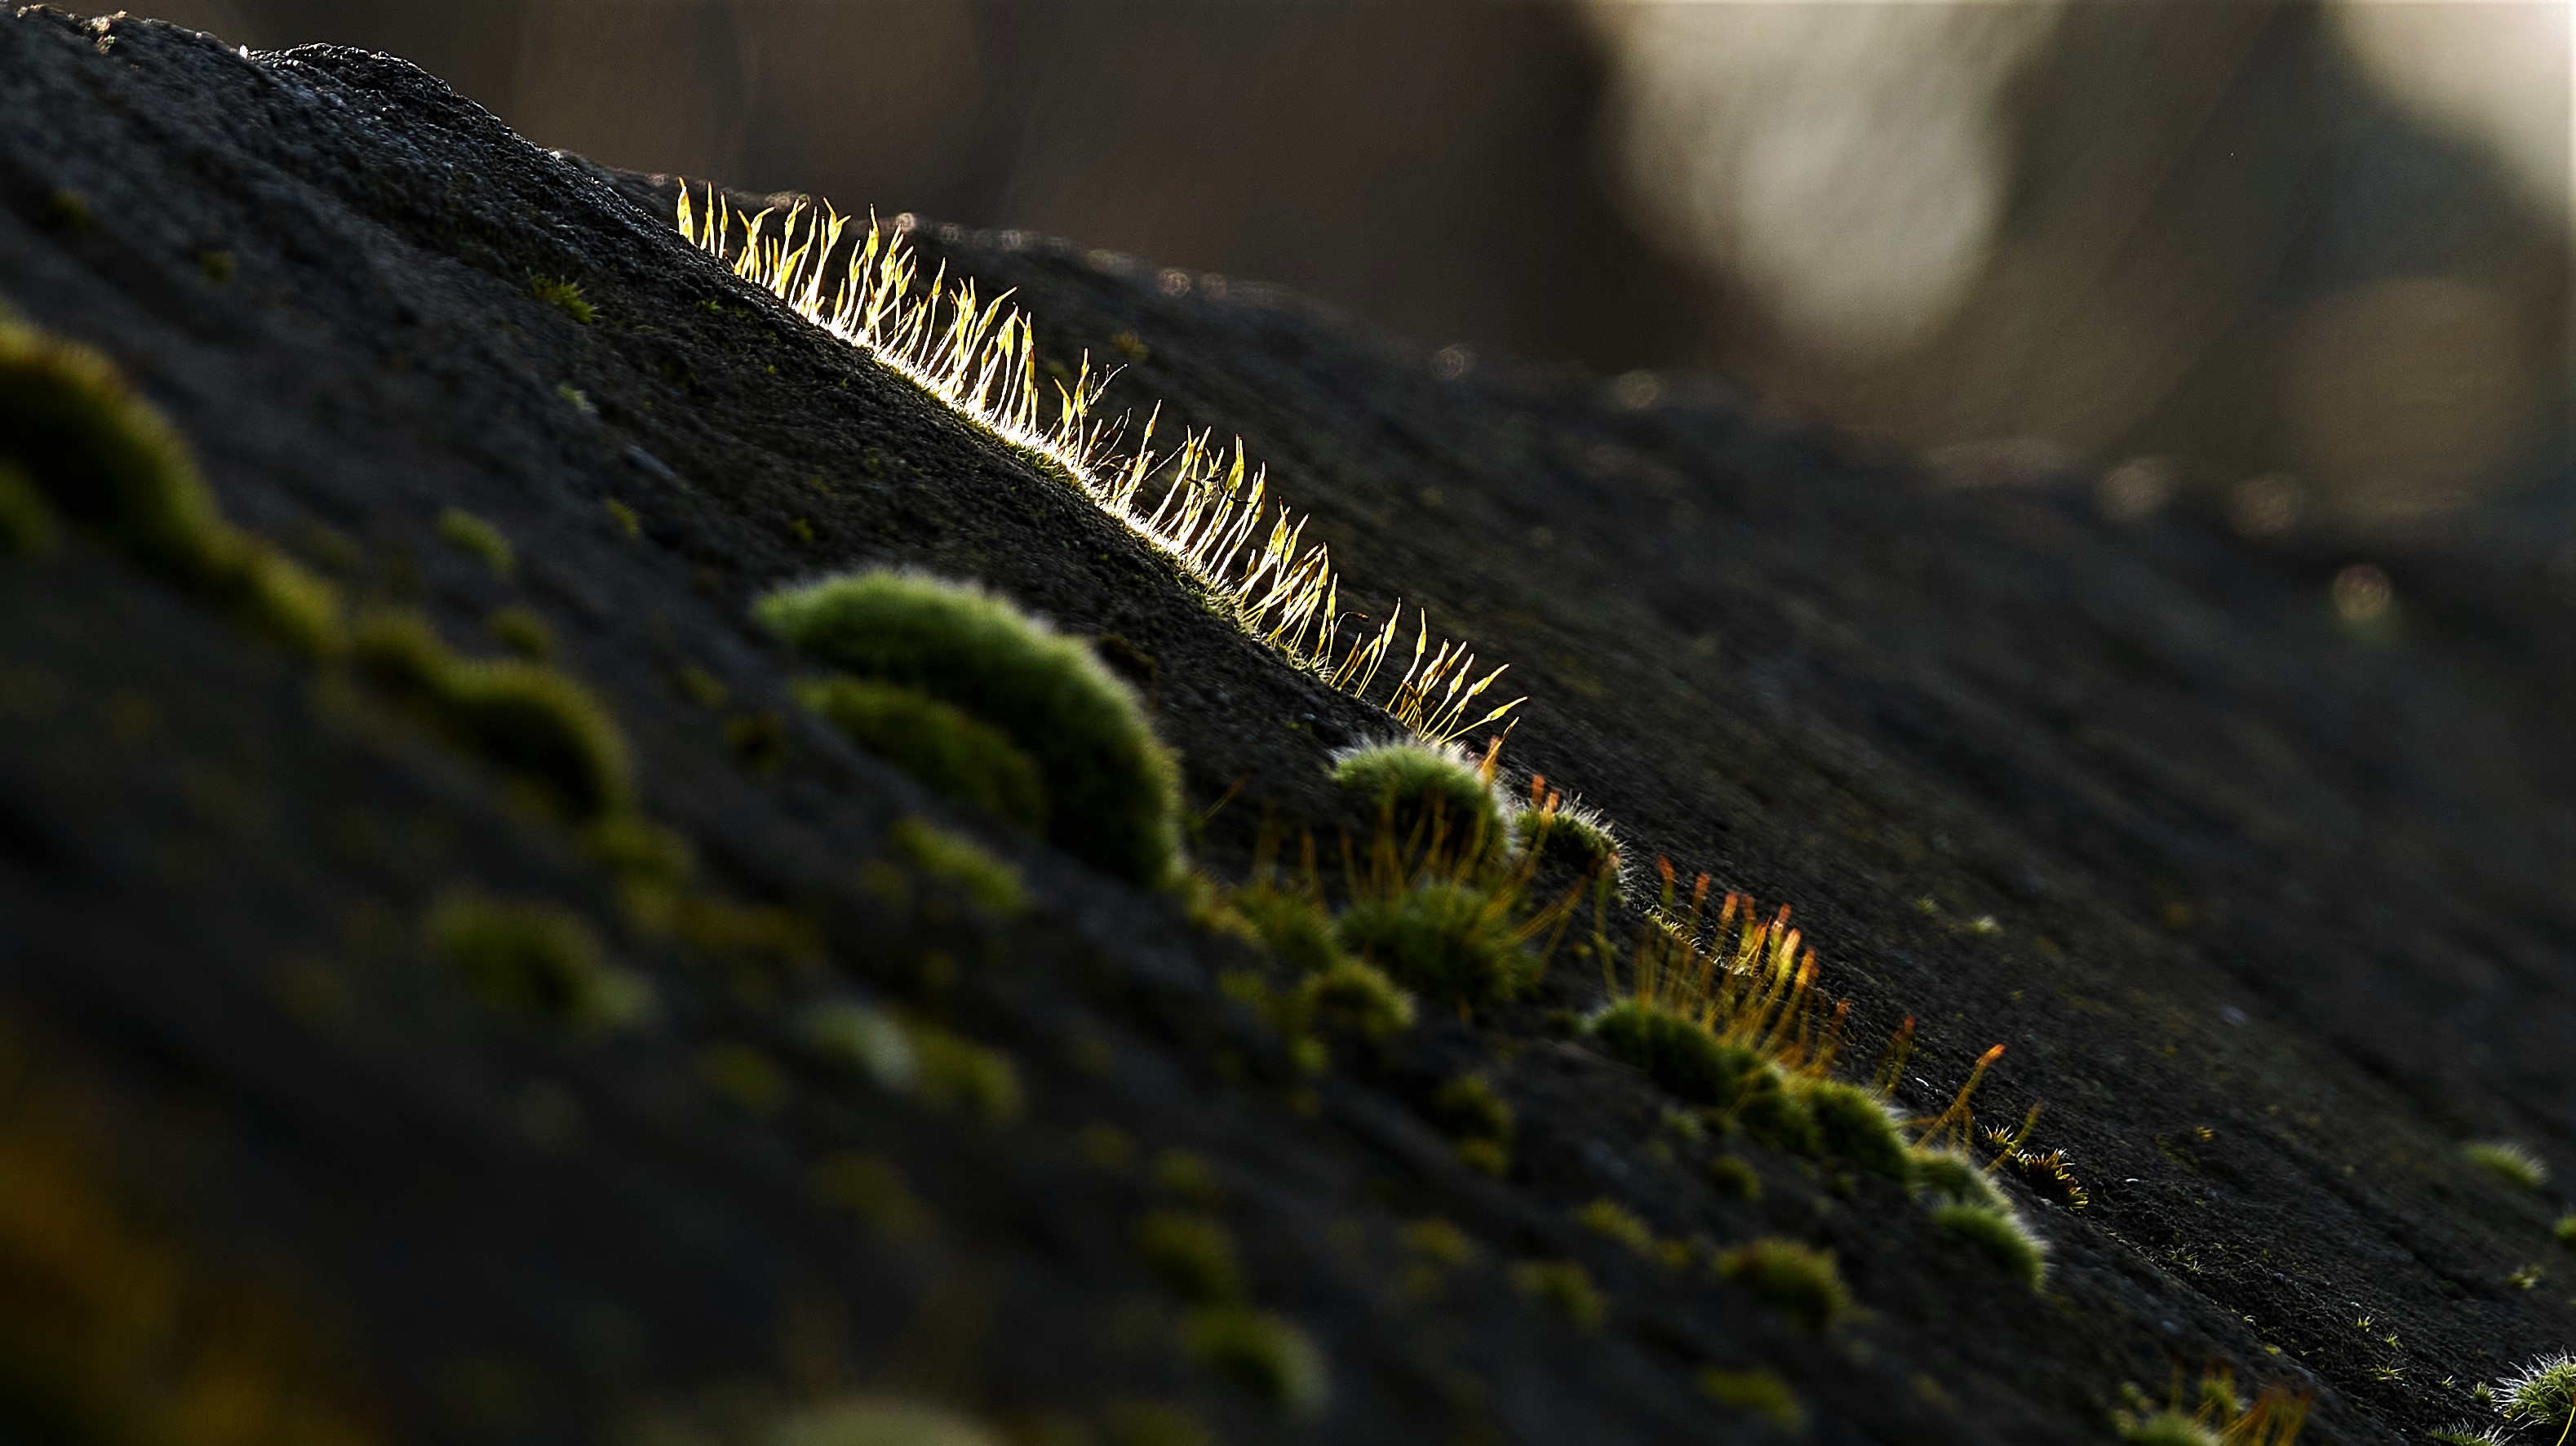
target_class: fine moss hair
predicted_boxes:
[2118,1413,2220,1446]
[1589,1001,1818,1152]
[1134,1210,1244,1305]
[1575,1198,1656,1256]
[1330,740,1505,858]
[436,507,514,579]
[1180,1307,1329,1417]
[351,610,633,823]
[1698,1368,1804,1434]
[423,892,652,1031]
[1714,1238,1848,1330]
[0,319,340,654]
[1508,1259,1605,1330]
[889,817,1028,918]
[1513,801,1619,876]
[1294,959,1417,1042]
[755,570,1182,886]
[1933,1201,2048,1288]
[1335,880,1533,1007]
[1909,1147,2012,1214]
[1802,1079,1912,1179]
[774,1398,1003,1446]
[797,677,1048,833]
[2464,1140,2550,1192]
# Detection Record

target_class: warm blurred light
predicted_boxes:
[2096,456,2177,523]
[2329,0,2570,217]
[1585,0,2064,362]
[2330,561,2394,623]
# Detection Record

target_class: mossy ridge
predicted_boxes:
[424,891,653,1032]
[350,610,632,823]
[0,319,339,654]
[798,676,1049,833]
[1714,1237,1847,1330]
[756,570,1181,886]
[1329,739,1508,865]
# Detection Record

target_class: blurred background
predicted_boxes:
[140,0,2570,535]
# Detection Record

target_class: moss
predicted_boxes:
[485,605,554,659]
[1335,880,1531,1006]
[1513,803,1619,876]
[1589,1000,1808,1153]
[725,711,789,774]
[1698,1368,1805,1433]
[1932,1202,2048,1288]
[1802,1079,1911,1179]
[774,1397,1000,1446]
[529,276,596,324]
[1134,1210,1243,1305]
[1292,959,1416,1044]
[1909,1147,2011,1213]
[0,320,342,654]
[1575,1199,1656,1256]
[584,814,694,889]
[198,251,237,284]
[798,677,1047,832]
[1714,1239,1847,1329]
[1151,1149,1224,1209]
[1455,1138,1510,1177]
[1330,740,1504,858]
[1402,1218,1478,1268]
[2555,1213,2576,1252]
[1102,1401,1212,1446]
[602,497,640,539]
[351,611,633,823]
[2465,1140,2550,1192]
[1432,1072,1514,1144]
[437,508,515,579]
[698,1040,788,1113]
[903,1022,1020,1124]
[1181,1307,1328,1417]
[889,817,1027,918]
[801,1000,918,1092]
[2117,1413,2219,1446]
[423,892,652,1031]
[0,464,60,557]
[756,571,1182,885]
[1509,1260,1604,1329]
[1709,1156,1762,1200]
[2501,1354,2576,1435]
[1234,884,1342,974]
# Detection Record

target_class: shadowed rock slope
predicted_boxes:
[3,10,2574,1444]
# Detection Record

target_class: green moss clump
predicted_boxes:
[1330,741,1504,857]
[798,677,1047,832]
[774,1397,1001,1446]
[1294,959,1416,1042]
[801,1000,917,1091]
[424,892,652,1031]
[1698,1368,1805,1433]
[0,464,60,557]
[485,605,554,659]
[1432,1073,1514,1146]
[755,571,1181,886]
[351,610,633,822]
[1585,1002,1819,1150]
[2465,1140,2550,1192]
[889,817,1027,918]
[1508,1260,1604,1330]
[1802,1079,1911,1179]
[1714,1239,1847,1330]
[1932,1201,2048,1289]
[1234,884,1341,975]
[1513,803,1619,875]
[902,1021,1021,1124]
[1335,880,1531,1006]
[2555,1213,2576,1253]
[1909,1147,2011,1213]
[1151,1149,1224,1209]
[811,1151,933,1242]
[1709,1156,1762,1200]
[1181,1307,1328,1417]
[0,320,341,654]
[529,276,595,324]
[1575,1198,1656,1256]
[437,507,514,578]
[2500,1353,2576,1436]
[698,1040,788,1114]
[1135,1210,1243,1305]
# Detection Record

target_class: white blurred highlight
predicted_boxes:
[1584,1,2064,362]
[2329,0,2569,215]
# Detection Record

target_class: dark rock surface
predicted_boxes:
[2,9,2572,1444]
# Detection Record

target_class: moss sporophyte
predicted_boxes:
[679,189,1519,747]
